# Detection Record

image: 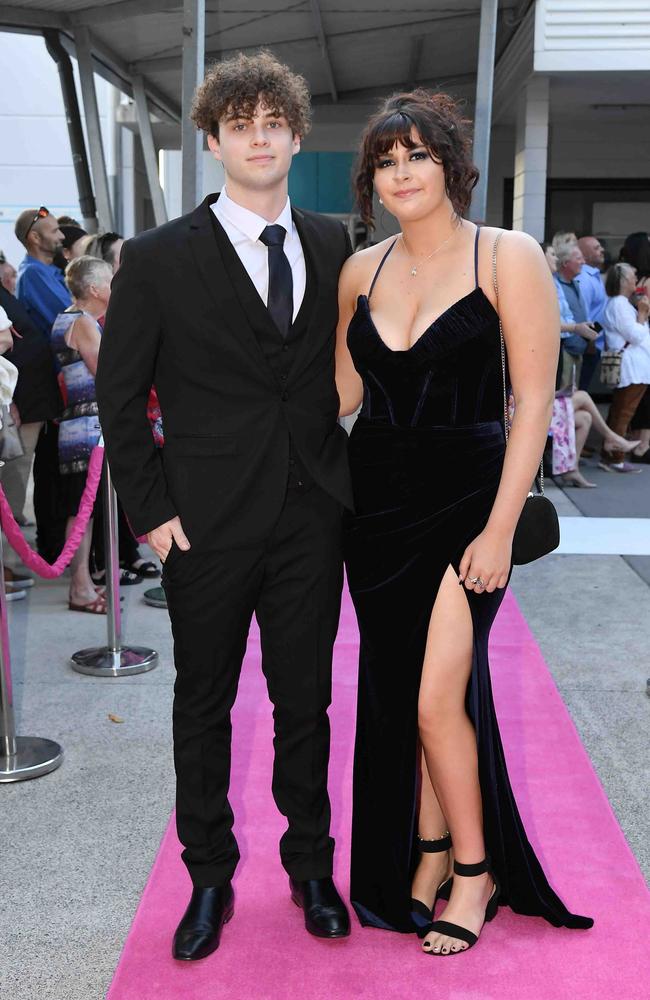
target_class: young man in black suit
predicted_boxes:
[96,52,353,960]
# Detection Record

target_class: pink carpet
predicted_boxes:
[107,588,650,1000]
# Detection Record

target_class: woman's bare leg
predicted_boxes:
[573,407,591,459]
[572,390,640,452]
[417,565,495,955]
[68,517,100,606]
[411,753,453,909]
[632,428,650,457]
[559,410,596,486]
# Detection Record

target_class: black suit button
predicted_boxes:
[280,373,287,382]
[289,458,296,466]
[281,392,288,401]
[282,344,289,352]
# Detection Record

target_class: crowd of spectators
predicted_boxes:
[546,228,650,485]
[0,208,160,610]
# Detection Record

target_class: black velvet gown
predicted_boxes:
[344,228,592,934]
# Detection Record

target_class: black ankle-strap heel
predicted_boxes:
[419,856,500,955]
[410,832,453,932]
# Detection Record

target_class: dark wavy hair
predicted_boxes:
[191,49,311,138]
[353,89,479,228]
[619,231,650,279]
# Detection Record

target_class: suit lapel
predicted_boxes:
[286,208,333,377]
[187,195,337,385]
[211,208,284,345]
[186,194,274,382]
[217,202,321,350]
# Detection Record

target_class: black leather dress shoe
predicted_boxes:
[172,884,235,961]
[290,877,351,938]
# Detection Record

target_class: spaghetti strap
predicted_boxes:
[473,225,481,289]
[368,239,398,300]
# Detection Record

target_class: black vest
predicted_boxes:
[211,212,316,489]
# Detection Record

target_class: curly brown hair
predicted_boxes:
[190,50,311,138]
[354,89,479,227]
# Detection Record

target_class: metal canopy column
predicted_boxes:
[44,30,98,232]
[75,25,114,231]
[470,0,498,222]
[132,75,168,226]
[181,0,205,214]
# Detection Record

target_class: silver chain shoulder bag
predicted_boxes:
[492,231,560,565]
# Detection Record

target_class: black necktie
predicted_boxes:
[259,224,293,337]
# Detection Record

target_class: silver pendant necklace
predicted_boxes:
[400,221,461,277]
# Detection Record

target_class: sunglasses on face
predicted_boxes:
[24,206,49,239]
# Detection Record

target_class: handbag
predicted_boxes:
[492,233,560,565]
[599,349,623,387]
[0,404,24,463]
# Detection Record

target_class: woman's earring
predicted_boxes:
[379,198,383,205]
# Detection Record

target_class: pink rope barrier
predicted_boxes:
[0,445,104,579]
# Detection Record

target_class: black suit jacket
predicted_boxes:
[95,193,353,544]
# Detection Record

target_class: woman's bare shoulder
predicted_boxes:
[481,227,548,289]
[340,236,400,295]
[482,226,544,260]
[72,312,98,329]
[67,313,100,341]
[480,226,541,255]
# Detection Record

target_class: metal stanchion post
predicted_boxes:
[71,459,158,676]
[0,524,63,782]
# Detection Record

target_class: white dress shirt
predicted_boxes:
[602,295,650,388]
[211,187,306,323]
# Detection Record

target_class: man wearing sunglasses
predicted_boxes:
[13,207,69,563]
[15,207,70,341]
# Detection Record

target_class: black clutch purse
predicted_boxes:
[512,490,561,565]
[493,233,560,566]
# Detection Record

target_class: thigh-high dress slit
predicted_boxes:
[344,231,593,934]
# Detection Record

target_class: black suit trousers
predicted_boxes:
[162,483,343,888]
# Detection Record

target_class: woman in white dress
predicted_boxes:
[599,262,650,473]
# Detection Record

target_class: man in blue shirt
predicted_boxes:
[553,242,598,388]
[14,207,71,340]
[576,236,607,390]
[13,207,69,562]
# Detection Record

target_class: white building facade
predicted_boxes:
[487,0,650,254]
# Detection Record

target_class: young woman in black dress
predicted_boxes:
[335,91,593,956]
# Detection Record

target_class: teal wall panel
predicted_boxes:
[289,152,355,214]
[318,152,355,213]
[288,152,319,212]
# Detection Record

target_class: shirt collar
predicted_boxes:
[19,255,64,281]
[214,187,293,244]
[20,255,52,271]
